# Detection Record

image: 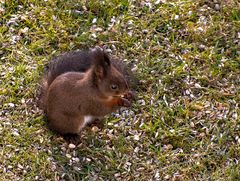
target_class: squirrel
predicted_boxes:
[38,47,136,136]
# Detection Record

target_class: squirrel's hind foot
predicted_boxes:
[63,133,82,145]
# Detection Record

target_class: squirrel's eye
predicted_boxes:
[111,84,118,90]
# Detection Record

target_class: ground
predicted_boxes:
[0,0,240,180]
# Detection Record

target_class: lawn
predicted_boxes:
[0,0,240,180]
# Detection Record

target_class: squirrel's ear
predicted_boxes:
[92,47,111,79]
[94,64,104,79]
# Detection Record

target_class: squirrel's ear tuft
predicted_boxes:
[92,47,111,79]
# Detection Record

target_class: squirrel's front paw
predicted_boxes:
[123,91,136,102]
[118,97,131,107]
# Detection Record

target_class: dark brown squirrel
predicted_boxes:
[38,47,136,136]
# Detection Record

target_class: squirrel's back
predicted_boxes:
[45,50,92,85]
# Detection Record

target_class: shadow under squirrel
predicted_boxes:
[38,47,136,137]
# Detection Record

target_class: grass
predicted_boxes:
[0,0,240,180]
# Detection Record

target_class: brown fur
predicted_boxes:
[43,48,134,135]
